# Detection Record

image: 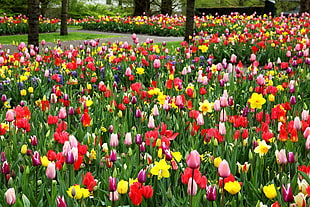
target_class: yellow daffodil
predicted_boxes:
[136,67,145,75]
[254,140,271,157]
[199,100,213,114]
[248,93,266,109]
[67,185,90,199]
[150,159,171,180]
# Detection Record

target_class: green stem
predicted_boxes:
[190,168,194,207]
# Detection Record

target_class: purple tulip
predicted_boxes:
[32,151,42,166]
[109,177,117,191]
[137,169,146,183]
[282,184,294,202]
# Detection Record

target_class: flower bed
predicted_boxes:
[0,13,309,206]
[0,14,59,35]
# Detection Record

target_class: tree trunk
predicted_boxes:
[119,0,123,8]
[300,0,310,13]
[133,0,151,16]
[161,0,173,15]
[184,0,195,42]
[60,0,68,36]
[28,0,40,47]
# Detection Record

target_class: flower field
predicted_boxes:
[0,13,310,206]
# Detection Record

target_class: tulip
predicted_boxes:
[218,160,230,178]
[32,151,42,166]
[206,185,217,201]
[196,113,204,126]
[301,110,309,121]
[187,177,198,196]
[139,142,146,152]
[290,96,297,105]
[1,161,10,174]
[306,135,310,150]
[30,135,38,146]
[1,94,7,102]
[138,169,146,183]
[282,184,294,202]
[153,104,159,116]
[109,191,119,201]
[153,59,161,68]
[275,149,287,165]
[230,54,237,63]
[117,180,129,194]
[186,150,200,169]
[294,192,306,207]
[5,110,15,122]
[110,149,117,162]
[287,152,295,163]
[56,196,67,207]
[147,115,155,128]
[124,132,132,145]
[5,188,16,205]
[109,177,117,191]
[58,107,67,119]
[214,100,221,111]
[65,151,75,164]
[110,133,119,147]
[135,134,142,145]
[46,162,56,179]
[219,122,226,135]
[135,109,142,118]
[1,152,6,162]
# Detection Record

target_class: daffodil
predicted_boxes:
[67,185,90,199]
[254,140,271,157]
[150,159,171,180]
[199,100,213,114]
[248,93,266,109]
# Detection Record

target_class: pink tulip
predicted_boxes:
[132,33,137,40]
[186,150,200,169]
[110,133,119,147]
[153,59,161,68]
[69,135,78,148]
[46,162,56,179]
[301,110,309,121]
[256,74,265,86]
[220,109,228,122]
[219,122,226,135]
[306,135,310,150]
[250,53,256,62]
[147,115,155,128]
[124,132,132,145]
[276,149,287,164]
[220,97,228,107]
[196,113,204,126]
[58,107,67,119]
[218,160,230,178]
[5,110,15,122]
[5,188,16,205]
[187,177,198,196]
[293,116,301,130]
[230,54,237,63]
[152,104,159,116]
[109,191,119,201]
[303,127,310,138]
[214,100,221,111]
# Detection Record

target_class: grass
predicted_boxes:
[0,32,124,45]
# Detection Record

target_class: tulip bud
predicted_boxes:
[135,134,142,145]
[282,184,294,202]
[1,152,6,162]
[110,133,119,147]
[124,132,132,145]
[186,150,200,169]
[187,177,198,196]
[46,162,56,179]
[56,196,67,207]
[206,185,217,201]
[218,159,230,178]
[109,177,117,191]
[137,169,146,183]
[109,191,119,201]
[1,161,10,174]
[65,151,74,164]
[32,151,42,166]
[5,110,15,122]
[5,188,16,205]
[110,149,117,162]
[287,152,295,163]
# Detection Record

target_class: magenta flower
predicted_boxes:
[32,151,42,166]
[206,185,217,201]
[282,184,294,202]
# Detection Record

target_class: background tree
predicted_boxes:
[300,0,310,13]
[184,0,195,42]
[161,0,173,15]
[60,0,68,35]
[133,0,151,16]
[28,0,40,47]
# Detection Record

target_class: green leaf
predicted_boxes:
[22,194,31,207]
[298,171,310,185]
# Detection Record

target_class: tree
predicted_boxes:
[60,0,68,35]
[28,0,40,47]
[184,0,195,42]
[161,0,173,15]
[300,0,310,13]
[133,0,151,16]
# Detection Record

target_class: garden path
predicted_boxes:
[1,28,184,54]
